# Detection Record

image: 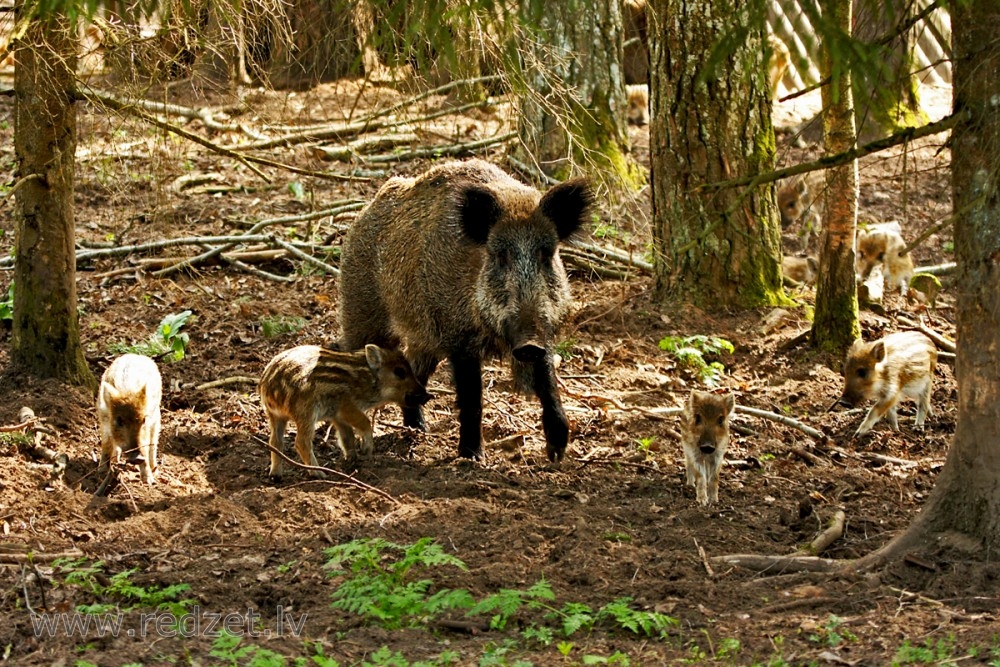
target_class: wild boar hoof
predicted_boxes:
[458,444,484,460]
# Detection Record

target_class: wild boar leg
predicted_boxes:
[531,356,570,462]
[267,415,288,478]
[856,395,900,436]
[337,403,374,456]
[451,350,484,459]
[402,353,439,431]
[292,419,325,478]
[330,418,357,459]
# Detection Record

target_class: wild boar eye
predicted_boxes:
[694,414,702,426]
[856,368,868,379]
[393,367,407,380]
[877,252,884,261]
[717,416,724,426]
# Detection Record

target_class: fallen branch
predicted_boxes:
[78,85,362,183]
[79,85,270,182]
[82,87,248,133]
[694,538,715,577]
[17,408,67,483]
[734,405,826,441]
[914,262,956,276]
[897,315,956,353]
[0,548,85,564]
[361,131,517,163]
[310,132,419,161]
[795,510,846,556]
[196,376,259,391]
[259,438,399,505]
[269,236,340,275]
[708,554,841,574]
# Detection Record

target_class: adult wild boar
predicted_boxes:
[339,159,593,461]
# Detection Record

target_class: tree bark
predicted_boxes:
[851,0,926,141]
[810,0,860,355]
[852,0,1000,570]
[516,0,638,184]
[12,9,95,389]
[648,0,784,307]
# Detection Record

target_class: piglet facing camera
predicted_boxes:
[98,353,163,485]
[259,344,430,479]
[680,390,736,506]
[838,331,937,437]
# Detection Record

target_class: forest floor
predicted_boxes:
[0,74,995,667]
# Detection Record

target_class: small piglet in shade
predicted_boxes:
[259,344,430,478]
[838,331,937,436]
[680,390,736,506]
[98,353,162,484]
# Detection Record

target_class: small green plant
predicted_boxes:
[634,436,655,457]
[53,558,194,616]
[261,315,306,338]
[892,635,959,665]
[209,632,288,667]
[658,335,734,387]
[467,579,556,630]
[554,338,577,360]
[582,652,630,665]
[276,560,297,574]
[288,181,306,200]
[108,310,194,362]
[479,639,532,667]
[806,615,856,649]
[0,282,13,321]
[593,223,622,240]
[325,538,475,629]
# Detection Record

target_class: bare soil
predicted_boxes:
[1,78,995,666]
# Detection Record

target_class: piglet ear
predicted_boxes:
[365,344,384,372]
[539,178,593,241]
[100,381,120,406]
[724,393,736,415]
[460,186,502,245]
[872,341,886,363]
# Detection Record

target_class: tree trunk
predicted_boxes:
[12,9,95,389]
[851,0,926,141]
[810,0,860,354]
[648,0,784,308]
[852,0,1000,571]
[516,0,638,184]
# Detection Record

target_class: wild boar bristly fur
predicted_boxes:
[339,159,593,462]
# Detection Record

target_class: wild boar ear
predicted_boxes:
[365,344,384,371]
[100,381,120,405]
[807,257,819,272]
[539,178,593,241]
[872,341,886,363]
[459,186,502,245]
[724,393,736,415]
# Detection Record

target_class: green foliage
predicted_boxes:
[109,310,194,362]
[288,181,306,200]
[53,558,194,616]
[261,315,307,338]
[325,538,474,629]
[892,635,960,665]
[658,335,734,387]
[210,632,288,667]
[806,615,856,649]
[581,652,630,665]
[554,338,577,360]
[360,646,459,667]
[0,282,13,321]
[467,580,556,630]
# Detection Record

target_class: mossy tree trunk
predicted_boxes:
[516,0,638,184]
[853,0,1000,569]
[647,0,784,308]
[11,8,96,389]
[810,0,860,355]
[851,0,927,141]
